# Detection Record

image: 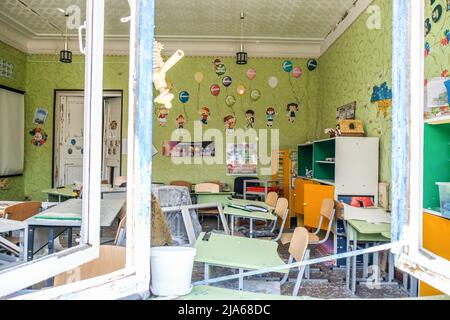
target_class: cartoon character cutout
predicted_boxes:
[224,115,236,134]
[200,107,211,125]
[266,107,277,127]
[287,103,299,123]
[245,110,255,129]
[158,107,169,126]
[176,114,186,129]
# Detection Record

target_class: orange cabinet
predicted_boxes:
[293,178,317,215]
[303,183,335,230]
[420,212,450,296]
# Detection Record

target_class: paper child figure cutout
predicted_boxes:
[158,107,169,126]
[200,107,211,125]
[224,115,236,134]
[287,103,299,123]
[245,110,255,129]
[176,114,186,129]
[266,107,277,127]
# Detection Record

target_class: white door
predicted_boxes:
[102,97,122,183]
[55,95,85,187]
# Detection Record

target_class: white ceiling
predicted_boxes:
[0,0,372,57]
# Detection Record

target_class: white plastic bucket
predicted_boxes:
[151,247,196,296]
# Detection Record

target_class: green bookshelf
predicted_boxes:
[313,139,336,182]
[423,123,450,213]
[298,144,313,177]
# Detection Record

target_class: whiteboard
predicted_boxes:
[0,87,24,177]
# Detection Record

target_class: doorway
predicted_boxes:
[53,90,123,187]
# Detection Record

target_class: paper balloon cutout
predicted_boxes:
[179,91,190,103]
[223,76,233,87]
[283,60,293,73]
[210,84,221,96]
[194,72,204,84]
[216,64,226,76]
[250,89,261,101]
[237,85,247,96]
[268,76,279,89]
[247,68,257,80]
[292,67,303,78]
[225,95,236,107]
[307,59,318,71]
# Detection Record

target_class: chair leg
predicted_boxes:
[292,266,306,296]
[280,255,293,285]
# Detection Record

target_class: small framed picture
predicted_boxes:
[336,101,356,121]
[33,108,48,125]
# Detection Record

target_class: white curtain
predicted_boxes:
[0,88,24,176]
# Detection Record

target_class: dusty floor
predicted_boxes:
[193,217,410,299]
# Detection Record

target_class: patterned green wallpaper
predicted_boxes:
[424,0,450,82]
[317,0,393,184]
[0,41,27,200]
[152,56,319,186]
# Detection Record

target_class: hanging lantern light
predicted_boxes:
[236,12,248,65]
[60,13,72,63]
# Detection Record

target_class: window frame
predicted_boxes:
[2,0,154,300]
[393,0,450,295]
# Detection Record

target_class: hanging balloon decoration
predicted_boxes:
[250,89,261,102]
[225,95,237,115]
[237,85,247,112]
[222,76,233,97]
[215,64,227,76]
[194,72,204,111]
[210,84,221,112]
[268,76,279,113]
[307,59,318,71]
[179,91,190,120]
[292,67,303,79]
[246,68,257,80]
[283,61,301,105]
[282,60,293,73]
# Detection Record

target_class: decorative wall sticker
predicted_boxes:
[442,69,449,77]
[286,103,299,123]
[194,72,204,84]
[225,95,237,115]
[266,107,277,128]
[176,114,186,129]
[447,0,450,11]
[292,67,303,78]
[237,85,247,112]
[0,178,11,191]
[282,61,293,73]
[432,4,443,23]
[425,18,432,36]
[212,58,222,71]
[245,110,255,129]
[441,29,450,46]
[371,82,393,118]
[250,89,261,102]
[425,42,431,57]
[223,76,232,88]
[71,139,77,146]
[215,64,226,76]
[224,115,236,134]
[110,120,118,131]
[29,128,48,147]
[210,84,221,96]
[0,59,14,79]
[68,148,73,155]
[179,91,190,120]
[268,76,279,89]
[200,107,211,125]
[307,59,318,71]
[158,107,169,126]
[33,108,48,125]
[246,68,256,80]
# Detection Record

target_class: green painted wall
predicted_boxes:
[0,41,27,200]
[152,57,319,186]
[317,0,393,184]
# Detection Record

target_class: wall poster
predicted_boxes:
[226,143,258,176]
[162,141,215,158]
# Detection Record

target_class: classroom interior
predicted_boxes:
[0,0,449,300]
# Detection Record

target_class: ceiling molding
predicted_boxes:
[0,0,372,59]
[320,0,374,55]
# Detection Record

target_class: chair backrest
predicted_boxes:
[288,227,309,262]
[274,197,289,219]
[114,176,127,187]
[54,245,126,287]
[266,192,279,208]
[233,177,259,195]
[114,216,127,246]
[170,181,193,192]
[3,202,42,221]
[195,183,220,193]
[320,199,335,220]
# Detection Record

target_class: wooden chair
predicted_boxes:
[194,183,221,229]
[113,176,127,187]
[54,245,126,287]
[170,181,193,192]
[194,183,220,193]
[265,192,278,208]
[252,197,289,241]
[280,227,310,296]
[2,201,42,221]
[114,216,127,246]
[308,198,335,245]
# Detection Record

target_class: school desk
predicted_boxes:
[344,219,394,294]
[41,186,79,202]
[0,219,27,267]
[194,192,234,206]
[223,200,276,238]
[194,232,287,291]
